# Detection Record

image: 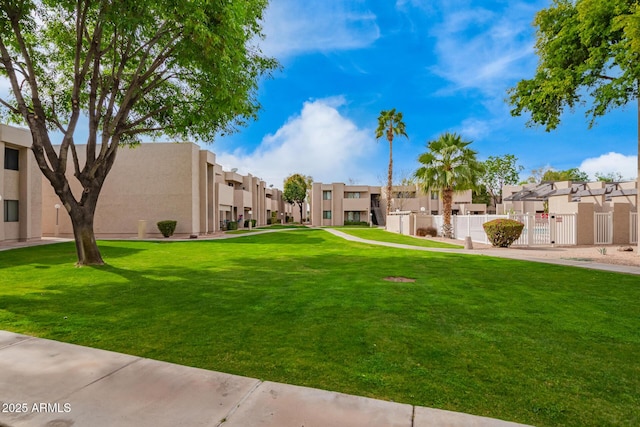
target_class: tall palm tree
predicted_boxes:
[375,109,408,215]
[414,132,484,238]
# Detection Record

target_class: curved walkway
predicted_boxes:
[323,228,640,276]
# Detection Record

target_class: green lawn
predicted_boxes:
[335,227,464,248]
[1,229,638,427]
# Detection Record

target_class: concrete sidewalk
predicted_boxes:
[324,229,640,276]
[0,331,531,427]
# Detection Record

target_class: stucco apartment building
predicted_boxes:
[41,142,292,238]
[502,180,638,245]
[310,182,484,227]
[0,125,41,243]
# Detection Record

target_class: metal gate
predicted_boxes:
[594,212,613,245]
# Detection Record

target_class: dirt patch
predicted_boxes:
[384,276,416,282]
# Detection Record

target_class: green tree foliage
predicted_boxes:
[0,1,277,265]
[520,166,590,183]
[507,0,639,192]
[542,167,590,182]
[480,154,524,206]
[375,109,408,215]
[414,132,484,238]
[283,174,312,223]
[595,171,625,181]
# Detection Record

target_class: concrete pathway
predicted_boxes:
[0,331,531,427]
[323,228,640,276]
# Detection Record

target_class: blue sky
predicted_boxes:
[213,0,638,188]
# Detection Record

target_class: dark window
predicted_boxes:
[4,148,19,171]
[322,210,332,219]
[4,200,19,222]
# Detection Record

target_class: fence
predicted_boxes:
[594,212,613,245]
[439,213,577,246]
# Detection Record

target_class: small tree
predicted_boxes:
[542,168,589,182]
[480,154,524,207]
[595,171,624,182]
[283,174,312,223]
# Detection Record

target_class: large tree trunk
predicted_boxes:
[442,188,454,239]
[69,206,104,266]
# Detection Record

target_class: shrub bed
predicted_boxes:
[416,227,438,237]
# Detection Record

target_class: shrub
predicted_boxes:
[482,219,524,247]
[157,220,177,238]
[227,221,238,231]
[244,219,257,227]
[417,227,437,237]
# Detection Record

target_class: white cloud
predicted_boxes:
[429,2,540,96]
[216,97,380,187]
[259,0,380,59]
[579,152,638,181]
[456,117,493,141]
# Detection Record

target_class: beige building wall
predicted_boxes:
[1,124,42,242]
[500,184,546,214]
[382,184,476,215]
[41,142,290,238]
[311,182,479,227]
[310,183,381,227]
[42,143,207,237]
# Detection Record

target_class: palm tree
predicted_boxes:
[375,109,408,215]
[414,132,484,238]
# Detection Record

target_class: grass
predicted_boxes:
[1,229,638,427]
[336,227,464,249]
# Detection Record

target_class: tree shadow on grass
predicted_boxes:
[1,248,639,427]
[0,241,149,270]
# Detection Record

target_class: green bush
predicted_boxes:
[244,219,257,227]
[482,219,524,247]
[416,227,438,237]
[227,221,238,231]
[157,220,177,238]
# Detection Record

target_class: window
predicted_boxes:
[4,148,19,171]
[346,211,361,222]
[323,191,332,200]
[322,210,332,219]
[3,200,19,222]
[345,192,360,199]
[430,192,439,200]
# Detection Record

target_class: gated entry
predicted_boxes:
[450,213,577,246]
[510,213,577,246]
